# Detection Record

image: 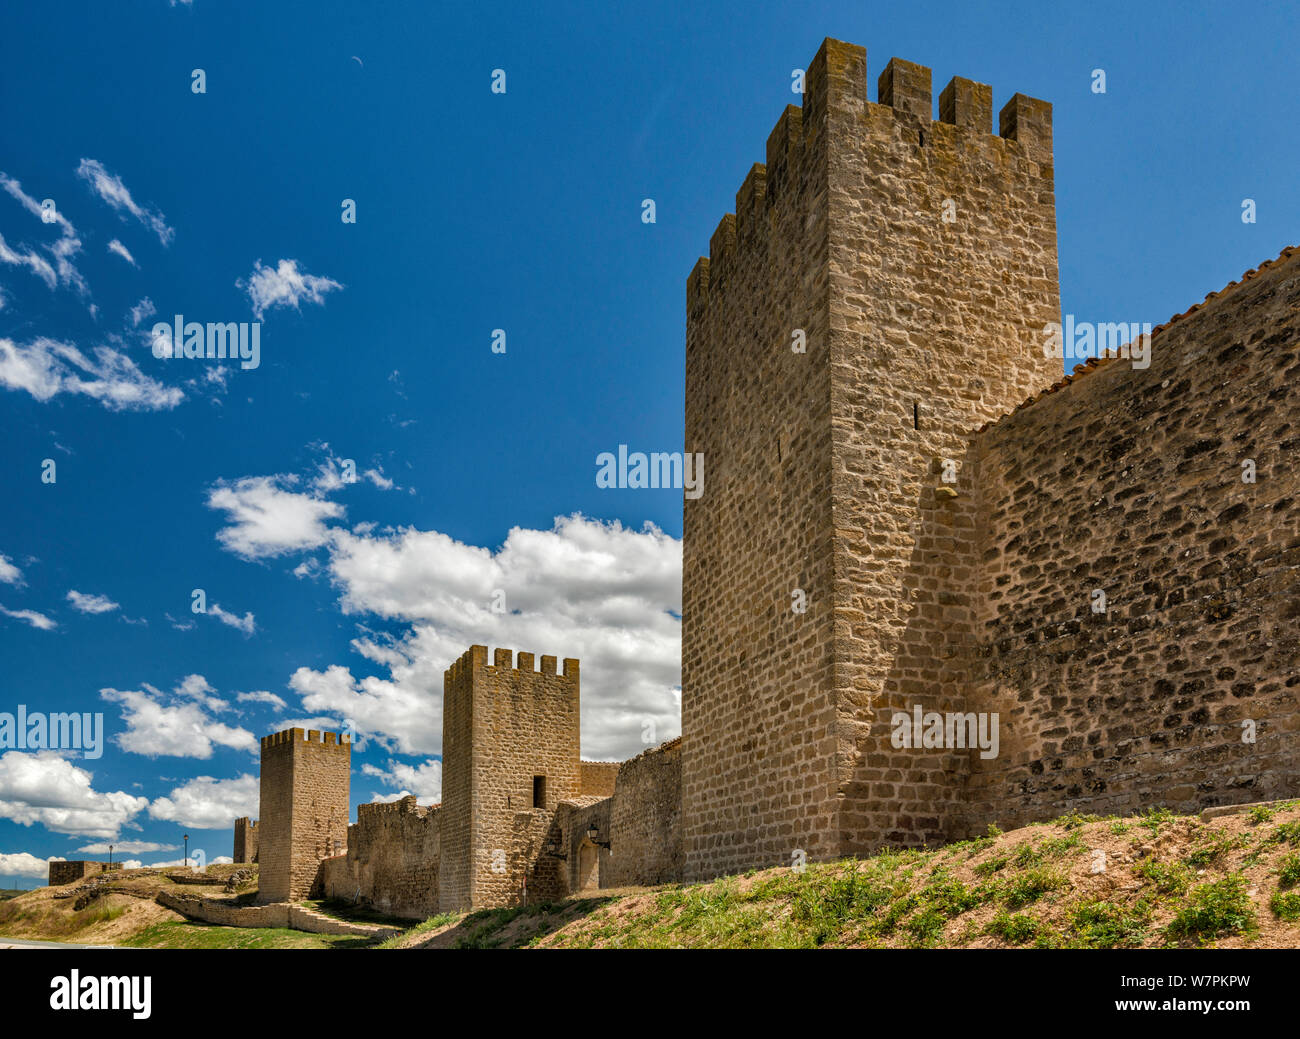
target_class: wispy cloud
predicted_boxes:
[0,172,89,296]
[0,554,22,587]
[238,259,342,319]
[0,605,56,630]
[66,589,120,614]
[0,336,183,410]
[236,690,286,711]
[76,158,174,246]
[208,602,256,636]
[0,231,58,289]
[106,238,136,266]
[128,297,156,328]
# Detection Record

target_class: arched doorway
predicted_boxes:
[576,839,600,891]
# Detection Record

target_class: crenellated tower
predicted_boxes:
[257,728,351,902]
[682,37,1062,879]
[439,645,582,910]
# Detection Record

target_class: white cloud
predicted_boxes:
[0,173,88,297]
[238,259,342,320]
[66,589,120,614]
[0,231,57,289]
[236,690,286,711]
[206,475,343,559]
[100,677,256,759]
[0,851,62,878]
[291,515,681,760]
[0,554,22,586]
[0,605,56,630]
[75,840,178,854]
[363,759,442,804]
[106,239,136,266]
[128,297,156,328]
[0,336,183,410]
[149,774,259,830]
[76,158,174,246]
[208,603,256,636]
[0,172,76,237]
[0,752,150,839]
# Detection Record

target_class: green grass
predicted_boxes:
[1269,892,1300,923]
[1003,868,1066,909]
[377,911,460,948]
[1184,829,1250,868]
[1068,899,1151,949]
[1246,801,1299,825]
[0,898,126,939]
[122,920,379,949]
[1166,875,1255,943]
[1136,859,1195,897]
[1137,807,1177,836]
[986,910,1038,944]
[1277,853,1300,889]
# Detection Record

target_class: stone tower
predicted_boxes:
[257,728,351,902]
[233,816,258,864]
[682,37,1062,879]
[439,646,581,910]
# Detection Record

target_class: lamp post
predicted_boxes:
[108,844,113,868]
[183,834,189,869]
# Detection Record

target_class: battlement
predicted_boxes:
[257,724,351,903]
[687,37,1052,317]
[259,727,351,752]
[445,644,579,685]
[357,795,434,820]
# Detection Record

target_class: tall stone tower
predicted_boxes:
[439,646,581,910]
[682,37,1062,879]
[232,816,258,864]
[257,728,351,902]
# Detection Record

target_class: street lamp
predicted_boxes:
[183,834,189,869]
[108,844,113,868]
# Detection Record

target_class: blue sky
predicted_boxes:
[0,0,1295,884]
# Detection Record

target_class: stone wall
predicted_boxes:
[824,45,1061,855]
[608,738,683,887]
[48,861,121,886]
[579,760,620,798]
[682,44,839,881]
[960,249,1300,832]
[257,729,351,903]
[157,890,400,937]
[555,796,612,894]
[320,796,440,920]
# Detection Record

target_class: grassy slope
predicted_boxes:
[394,801,1300,949]
[6,805,1299,948]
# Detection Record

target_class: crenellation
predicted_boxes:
[938,76,992,132]
[877,57,932,120]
